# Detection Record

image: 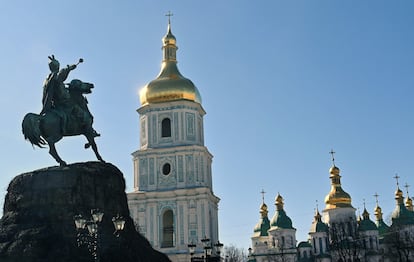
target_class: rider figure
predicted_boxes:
[41,55,100,137]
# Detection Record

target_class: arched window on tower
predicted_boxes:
[161,210,174,248]
[161,118,171,137]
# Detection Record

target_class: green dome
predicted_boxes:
[309,210,328,233]
[270,194,294,229]
[359,218,378,231]
[376,220,390,237]
[391,203,414,226]
[310,220,329,233]
[298,241,312,248]
[253,203,270,236]
[254,217,270,236]
[270,209,294,229]
[359,208,378,231]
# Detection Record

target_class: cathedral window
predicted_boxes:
[319,238,323,254]
[161,210,174,248]
[161,118,171,137]
[162,163,171,175]
[313,238,316,253]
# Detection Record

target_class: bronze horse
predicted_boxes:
[22,79,104,166]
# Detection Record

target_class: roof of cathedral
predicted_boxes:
[253,203,271,236]
[139,19,202,106]
[359,208,377,231]
[309,209,328,233]
[324,165,353,209]
[270,194,294,229]
[391,187,414,226]
[374,201,390,236]
[376,220,390,237]
[297,241,312,248]
[406,196,413,211]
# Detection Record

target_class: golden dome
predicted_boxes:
[374,205,383,220]
[329,165,340,175]
[395,188,404,204]
[275,194,284,210]
[324,165,353,209]
[374,205,382,215]
[139,20,202,106]
[260,203,268,217]
[163,23,176,45]
[406,197,413,211]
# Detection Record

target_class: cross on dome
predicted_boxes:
[329,149,336,166]
[260,189,266,204]
[374,192,379,205]
[394,174,400,188]
[165,11,173,24]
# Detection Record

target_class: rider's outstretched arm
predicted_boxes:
[57,64,77,83]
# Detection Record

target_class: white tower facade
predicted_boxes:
[127,20,220,262]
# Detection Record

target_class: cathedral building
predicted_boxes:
[248,154,414,262]
[127,18,220,262]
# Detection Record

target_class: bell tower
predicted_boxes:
[128,16,220,262]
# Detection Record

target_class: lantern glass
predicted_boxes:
[91,209,104,223]
[87,222,98,234]
[112,215,125,231]
[74,215,87,230]
[206,246,212,256]
[215,241,224,254]
[201,236,210,248]
[188,243,196,254]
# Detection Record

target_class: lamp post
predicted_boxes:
[214,241,224,261]
[247,247,256,262]
[201,236,212,261]
[188,238,223,262]
[74,209,125,262]
[112,214,126,237]
[188,242,196,261]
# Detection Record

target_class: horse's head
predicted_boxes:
[68,79,94,94]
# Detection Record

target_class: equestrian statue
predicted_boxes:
[22,55,104,166]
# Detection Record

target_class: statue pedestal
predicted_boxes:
[0,162,170,262]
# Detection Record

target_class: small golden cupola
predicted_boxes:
[374,193,383,221]
[404,183,413,212]
[253,190,271,237]
[324,151,353,210]
[139,15,202,106]
[373,193,390,237]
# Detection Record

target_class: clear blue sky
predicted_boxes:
[1,0,414,253]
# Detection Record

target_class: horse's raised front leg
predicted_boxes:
[48,142,67,166]
[84,133,104,162]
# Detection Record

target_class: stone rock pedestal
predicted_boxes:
[0,162,170,262]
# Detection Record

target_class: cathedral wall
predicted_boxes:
[132,146,212,191]
[128,188,219,254]
[138,101,205,150]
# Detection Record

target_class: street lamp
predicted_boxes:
[201,236,212,260]
[188,242,196,261]
[112,214,126,237]
[214,241,224,260]
[247,247,256,262]
[74,209,125,262]
[188,238,223,262]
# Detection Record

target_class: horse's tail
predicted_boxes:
[22,113,46,148]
